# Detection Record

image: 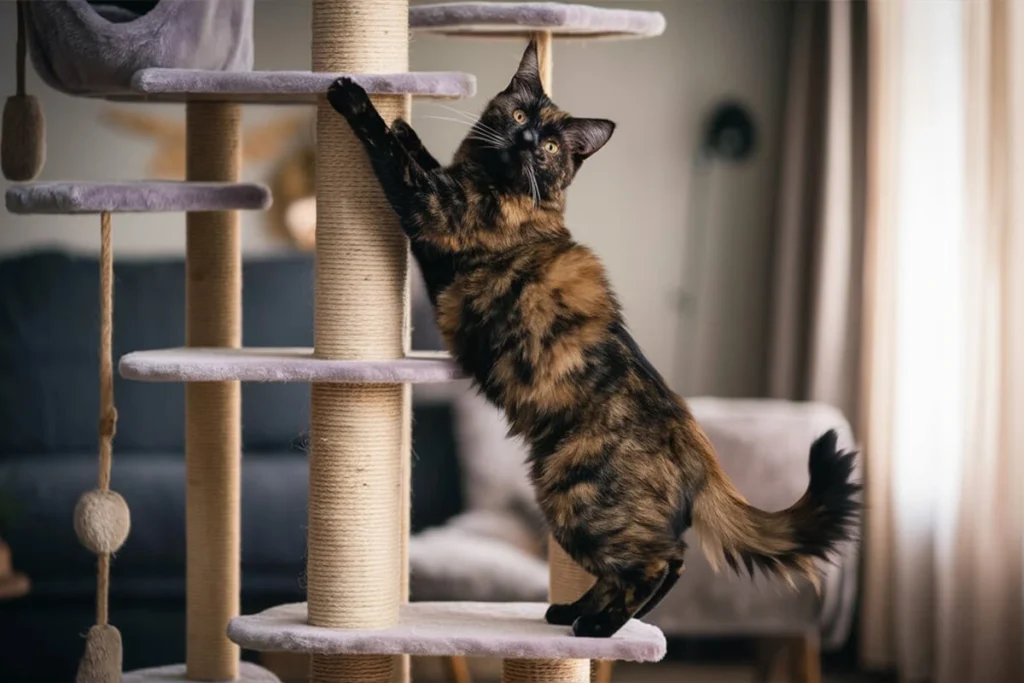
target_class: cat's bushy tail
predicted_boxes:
[689,429,861,589]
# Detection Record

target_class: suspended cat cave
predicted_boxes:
[23,0,254,96]
[5,2,667,682]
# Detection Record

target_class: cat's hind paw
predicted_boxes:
[571,614,622,639]
[544,603,580,626]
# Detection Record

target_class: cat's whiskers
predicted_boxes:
[425,101,480,123]
[420,115,507,147]
[465,136,503,151]
[427,102,506,139]
[525,162,540,207]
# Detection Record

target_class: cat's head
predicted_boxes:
[454,39,616,203]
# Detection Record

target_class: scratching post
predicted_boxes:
[185,101,242,682]
[309,1,410,681]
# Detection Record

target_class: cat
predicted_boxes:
[326,39,861,638]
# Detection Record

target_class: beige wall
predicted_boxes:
[0,0,790,396]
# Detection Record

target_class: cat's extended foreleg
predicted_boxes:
[391,118,442,171]
[326,78,431,213]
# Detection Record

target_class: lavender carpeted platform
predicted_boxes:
[227,602,666,662]
[5,182,271,215]
[411,2,666,38]
[125,69,476,103]
[119,348,463,384]
[123,662,280,683]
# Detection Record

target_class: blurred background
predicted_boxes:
[0,1,1021,683]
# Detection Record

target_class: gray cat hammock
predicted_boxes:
[2,2,667,683]
[23,0,255,96]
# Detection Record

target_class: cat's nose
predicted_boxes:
[517,129,538,149]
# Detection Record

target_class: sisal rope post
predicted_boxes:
[504,38,595,683]
[309,2,411,682]
[185,101,242,682]
[74,212,130,683]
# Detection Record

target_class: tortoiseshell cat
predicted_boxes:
[327,40,860,638]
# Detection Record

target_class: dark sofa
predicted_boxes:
[0,249,463,683]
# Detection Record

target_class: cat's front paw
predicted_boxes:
[327,77,371,120]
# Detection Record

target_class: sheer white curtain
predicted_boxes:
[859,1,1024,681]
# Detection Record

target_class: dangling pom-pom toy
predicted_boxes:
[2,1,46,181]
[76,624,123,683]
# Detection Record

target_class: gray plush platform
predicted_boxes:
[227,602,666,662]
[119,348,463,384]
[6,182,271,215]
[411,2,666,38]
[123,662,280,683]
[124,69,476,103]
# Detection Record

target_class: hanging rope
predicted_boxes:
[74,212,129,683]
[97,212,116,495]
[15,0,26,98]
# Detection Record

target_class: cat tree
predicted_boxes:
[4,2,665,682]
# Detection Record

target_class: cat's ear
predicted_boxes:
[503,38,543,96]
[564,118,616,162]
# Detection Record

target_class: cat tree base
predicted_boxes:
[227,602,666,662]
[122,661,282,683]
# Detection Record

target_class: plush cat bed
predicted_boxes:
[23,0,254,96]
[5,181,271,214]
[410,2,666,39]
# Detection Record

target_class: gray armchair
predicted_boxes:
[414,390,861,683]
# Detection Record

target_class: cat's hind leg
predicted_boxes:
[571,562,670,638]
[544,575,618,626]
[632,558,684,620]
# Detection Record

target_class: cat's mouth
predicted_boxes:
[491,148,540,205]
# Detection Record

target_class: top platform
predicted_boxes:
[115,70,477,104]
[410,2,666,39]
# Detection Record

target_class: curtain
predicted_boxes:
[767,0,866,426]
[859,1,1024,681]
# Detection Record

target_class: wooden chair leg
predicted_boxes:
[444,655,472,683]
[753,637,787,682]
[787,634,821,683]
[593,659,614,683]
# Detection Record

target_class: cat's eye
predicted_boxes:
[513,109,527,124]
[543,140,559,154]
